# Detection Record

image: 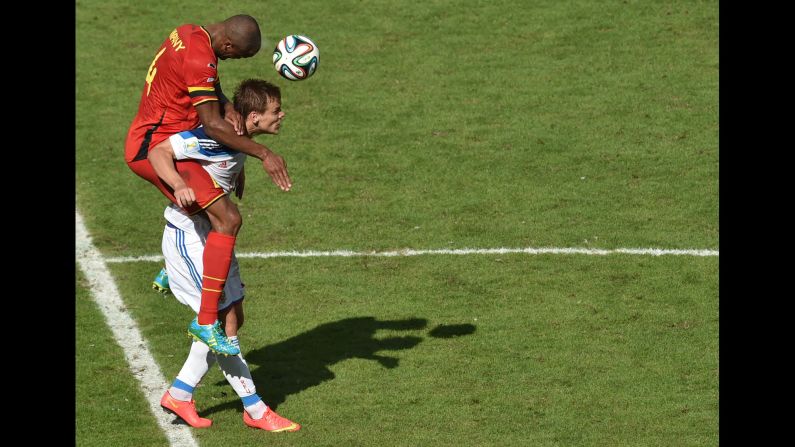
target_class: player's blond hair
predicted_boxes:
[233,79,281,119]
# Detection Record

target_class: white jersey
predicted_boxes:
[161,215,244,313]
[165,126,247,232]
[169,126,247,192]
[162,126,247,311]
[164,202,210,234]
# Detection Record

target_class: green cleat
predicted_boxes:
[152,268,170,294]
[187,317,240,356]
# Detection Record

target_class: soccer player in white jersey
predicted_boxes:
[151,79,300,432]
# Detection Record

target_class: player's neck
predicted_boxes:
[203,23,224,48]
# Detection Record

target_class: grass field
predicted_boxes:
[76,0,718,445]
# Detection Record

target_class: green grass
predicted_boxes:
[77,0,718,445]
[104,255,717,446]
[76,269,169,446]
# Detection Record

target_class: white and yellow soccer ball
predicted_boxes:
[273,35,319,81]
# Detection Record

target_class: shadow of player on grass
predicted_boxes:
[200,316,475,415]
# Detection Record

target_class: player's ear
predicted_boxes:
[249,111,259,126]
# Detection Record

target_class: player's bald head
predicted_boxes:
[223,14,261,56]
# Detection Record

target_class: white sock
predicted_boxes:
[168,384,192,401]
[172,340,216,400]
[245,400,267,420]
[216,346,260,407]
[217,335,267,418]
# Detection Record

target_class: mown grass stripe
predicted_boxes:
[105,246,718,263]
[76,210,199,447]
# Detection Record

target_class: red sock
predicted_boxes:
[197,232,236,325]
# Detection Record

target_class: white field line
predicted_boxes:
[76,211,199,447]
[106,246,718,264]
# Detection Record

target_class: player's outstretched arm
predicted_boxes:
[148,141,196,208]
[196,101,292,191]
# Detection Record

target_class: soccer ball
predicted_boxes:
[273,35,319,81]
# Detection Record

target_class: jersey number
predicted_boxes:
[145,47,167,96]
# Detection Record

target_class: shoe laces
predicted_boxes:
[210,321,225,339]
[210,321,237,349]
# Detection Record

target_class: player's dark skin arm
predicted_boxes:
[217,85,244,135]
[196,101,292,191]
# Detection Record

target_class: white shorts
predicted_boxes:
[161,222,244,314]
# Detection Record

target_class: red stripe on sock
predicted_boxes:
[197,232,236,324]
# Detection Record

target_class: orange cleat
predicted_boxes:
[243,407,301,432]
[160,391,212,428]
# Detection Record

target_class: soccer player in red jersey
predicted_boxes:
[157,79,300,432]
[125,15,292,356]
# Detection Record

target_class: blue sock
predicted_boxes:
[242,393,267,419]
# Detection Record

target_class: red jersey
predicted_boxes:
[125,24,221,162]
